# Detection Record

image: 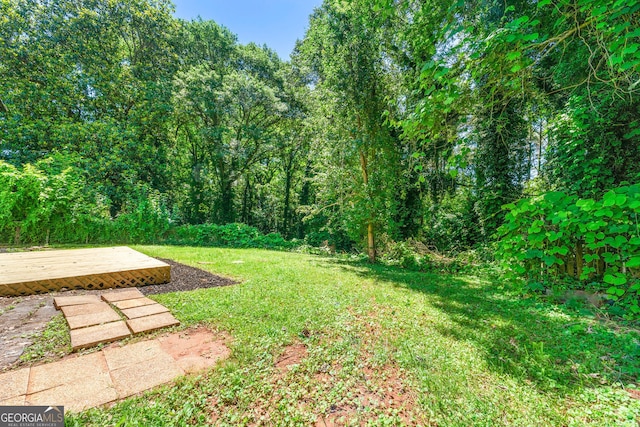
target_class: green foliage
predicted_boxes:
[499,184,640,317]
[379,240,422,269]
[109,185,173,244]
[168,223,299,250]
[421,191,482,253]
[0,162,43,244]
[1,0,639,303]
[0,158,107,244]
[0,158,176,245]
[296,0,404,261]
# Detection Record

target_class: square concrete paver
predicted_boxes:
[101,289,145,303]
[104,341,183,397]
[28,352,106,392]
[70,321,131,350]
[0,367,30,402]
[53,295,101,309]
[66,309,122,330]
[27,352,117,412]
[60,301,114,317]
[120,304,169,319]
[127,312,180,334]
[0,328,230,413]
[0,395,26,405]
[112,297,156,310]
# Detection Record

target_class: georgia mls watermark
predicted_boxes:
[0,406,64,427]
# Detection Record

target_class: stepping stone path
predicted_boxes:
[0,327,231,412]
[53,288,179,350]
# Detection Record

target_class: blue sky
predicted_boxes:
[171,0,322,60]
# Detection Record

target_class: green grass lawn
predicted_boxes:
[64,246,640,426]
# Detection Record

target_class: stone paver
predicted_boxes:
[27,352,116,412]
[101,289,145,303]
[120,303,168,319]
[127,312,180,334]
[0,329,229,413]
[104,340,183,397]
[53,294,101,308]
[0,298,57,367]
[28,352,104,392]
[0,395,26,405]
[60,301,114,317]
[112,297,156,310]
[70,321,131,350]
[0,367,29,402]
[65,309,122,330]
[52,289,179,349]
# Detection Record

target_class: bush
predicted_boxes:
[498,184,640,318]
[167,223,299,250]
[380,240,421,269]
[0,158,114,245]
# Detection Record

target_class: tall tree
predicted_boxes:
[298,0,402,261]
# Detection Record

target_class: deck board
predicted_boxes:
[0,247,170,297]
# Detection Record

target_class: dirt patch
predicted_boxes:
[158,326,231,373]
[0,258,236,370]
[313,306,421,426]
[313,362,418,427]
[206,306,423,425]
[275,343,308,372]
[627,388,640,400]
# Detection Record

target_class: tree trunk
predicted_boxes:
[367,222,375,262]
[359,150,375,262]
[241,177,251,224]
[14,225,21,246]
[219,179,235,224]
[297,162,313,239]
[538,120,543,176]
[189,163,205,224]
[282,169,292,238]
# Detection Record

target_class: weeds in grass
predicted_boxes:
[60,246,640,426]
[19,314,70,363]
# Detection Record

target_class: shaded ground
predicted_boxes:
[0,258,235,370]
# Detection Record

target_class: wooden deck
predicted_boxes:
[0,247,170,297]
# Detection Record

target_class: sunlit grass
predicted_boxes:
[64,246,640,426]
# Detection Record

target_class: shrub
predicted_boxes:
[168,223,299,250]
[498,184,640,318]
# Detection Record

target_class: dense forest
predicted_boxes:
[1,0,639,315]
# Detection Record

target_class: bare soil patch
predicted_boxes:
[275,343,308,372]
[313,361,418,426]
[158,326,231,373]
[211,307,429,427]
[313,306,422,426]
[627,388,640,400]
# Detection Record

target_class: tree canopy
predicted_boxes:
[1,0,639,315]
